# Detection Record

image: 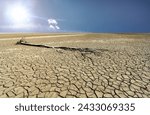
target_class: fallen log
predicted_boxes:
[16,39,109,54]
[16,39,98,53]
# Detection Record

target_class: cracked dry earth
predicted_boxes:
[0,36,150,98]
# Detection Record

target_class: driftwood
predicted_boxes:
[16,39,101,53]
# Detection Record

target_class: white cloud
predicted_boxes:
[48,19,60,30]
[49,25,55,30]
[55,26,60,30]
[48,19,58,25]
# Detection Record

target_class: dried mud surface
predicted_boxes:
[0,35,150,98]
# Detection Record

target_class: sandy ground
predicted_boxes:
[0,33,150,98]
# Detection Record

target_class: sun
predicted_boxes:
[6,4,30,25]
[10,6,29,23]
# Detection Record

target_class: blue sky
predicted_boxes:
[0,0,150,33]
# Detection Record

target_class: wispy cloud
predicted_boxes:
[0,23,42,30]
[48,19,60,30]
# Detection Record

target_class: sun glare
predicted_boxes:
[6,4,30,25]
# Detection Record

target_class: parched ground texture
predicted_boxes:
[0,33,150,98]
